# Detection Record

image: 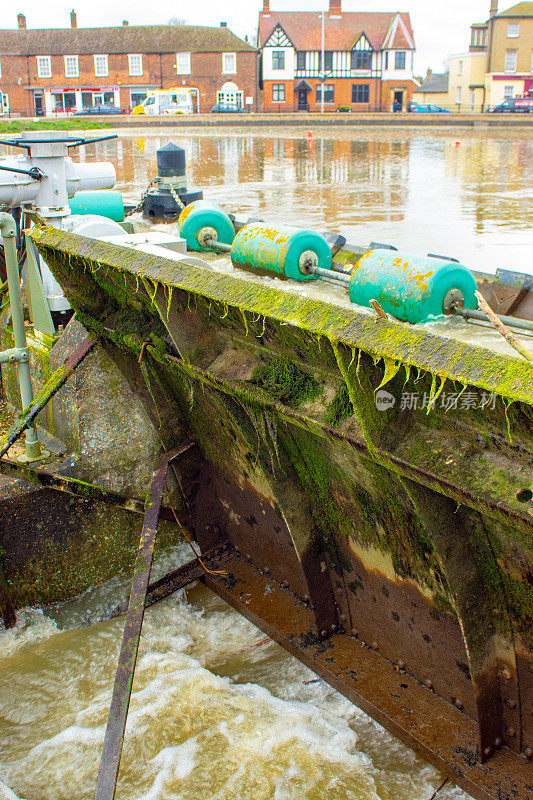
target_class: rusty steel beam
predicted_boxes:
[202,554,532,800]
[0,335,95,459]
[93,442,192,800]
[0,456,190,525]
[109,544,232,618]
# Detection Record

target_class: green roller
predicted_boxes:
[348,250,478,323]
[68,190,125,222]
[178,200,235,252]
[231,223,331,281]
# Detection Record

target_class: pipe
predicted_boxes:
[205,239,232,253]
[451,306,533,333]
[311,265,351,284]
[0,212,43,461]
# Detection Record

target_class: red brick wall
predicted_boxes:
[160,51,257,112]
[263,77,381,112]
[0,56,33,115]
[262,77,415,112]
[0,50,257,115]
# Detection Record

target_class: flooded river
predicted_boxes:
[2,126,532,800]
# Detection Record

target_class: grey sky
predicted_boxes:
[5,0,497,74]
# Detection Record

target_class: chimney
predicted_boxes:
[122,20,129,26]
[489,0,498,16]
[220,21,227,27]
[70,9,77,28]
[329,0,341,15]
[262,1,270,14]
[17,13,26,29]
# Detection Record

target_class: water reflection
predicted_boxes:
[80,127,532,274]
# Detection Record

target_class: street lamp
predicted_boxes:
[320,10,325,114]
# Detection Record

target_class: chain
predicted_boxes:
[168,182,186,211]
[125,178,186,217]
[124,178,157,217]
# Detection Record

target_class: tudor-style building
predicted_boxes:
[258,0,416,112]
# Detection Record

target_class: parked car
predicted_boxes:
[408,102,451,113]
[74,104,123,115]
[210,103,247,113]
[488,97,533,113]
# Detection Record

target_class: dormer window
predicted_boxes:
[351,50,371,70]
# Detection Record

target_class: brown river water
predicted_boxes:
[1,126,532,800]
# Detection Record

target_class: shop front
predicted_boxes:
[40,87,120,115]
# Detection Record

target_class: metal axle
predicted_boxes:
[451,305,533,333]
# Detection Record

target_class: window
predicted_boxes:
[64,55,78,77]
[176,53,191,75]
[272,50,285,70]
[504,85,514,97]
[395,51,406,69]
[272,83,285,102]
[351,50,372,70]
[94,54,108,77]
[384,51,388,70]
[316,83,334,103]
[223,52,236,73]
[324,51,333,72]
[507,22,519,37]
[458,60,463,76]
[504,49,517,73]
[131,91,147,108]
[37,56,52,78]
[352,84,369,103]
[128,54,143,76]
[456,87,462,104]
[296,51,306,70]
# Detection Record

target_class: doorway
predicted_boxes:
[393,90,404,111]
[297,86,308,111]
[33,91,44,116]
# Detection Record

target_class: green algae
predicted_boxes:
[324,381,354,426]
[249,356,322,409]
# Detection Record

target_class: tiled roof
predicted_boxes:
[496,2,533,15]
[258,11,415,51]
[416,73,449,93]
[0,24,254,56]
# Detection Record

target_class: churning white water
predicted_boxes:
[0,545,471,800]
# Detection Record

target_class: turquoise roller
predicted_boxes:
[69,190,125,222]
[231,223,331,281]
[178,200,235,252]
[348,250,478,323]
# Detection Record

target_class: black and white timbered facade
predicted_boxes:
[258,1,416,112]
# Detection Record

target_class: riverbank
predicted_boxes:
[1,113,532,131]
[120,112,533,128]
[0,119,111,134]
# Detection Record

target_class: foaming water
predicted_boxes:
[0,549,472,800]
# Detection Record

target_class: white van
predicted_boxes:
[132,88,198,116]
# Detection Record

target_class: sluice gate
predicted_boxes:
[15,220,532,800]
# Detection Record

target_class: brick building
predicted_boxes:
[0,12,257,116]
[258,0,416,112]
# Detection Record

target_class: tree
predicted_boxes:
[168,17,187,25]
